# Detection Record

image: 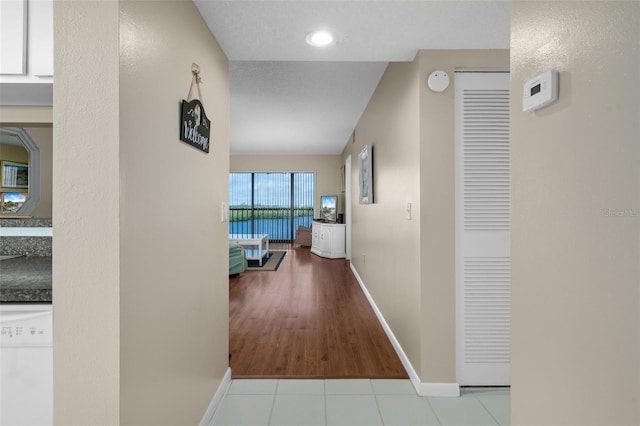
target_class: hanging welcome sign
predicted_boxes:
[180,99,210,152]
[179,63,210,153]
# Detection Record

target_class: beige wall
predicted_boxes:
[342,50,508,386]
[119,1,229,424]
[0,144,28,163]
[54,1,230,424]
[417,50,508,382]
[342,60,424,377]
[231,154,343,215]
[53,1,120,424]
[510,2,639,424]
[0,106,52,125]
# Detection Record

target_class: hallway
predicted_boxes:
[229,245,408,378]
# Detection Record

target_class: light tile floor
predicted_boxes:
[211,379,510,426]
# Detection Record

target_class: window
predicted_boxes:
[229,172,314,242]
[0,192,27,213]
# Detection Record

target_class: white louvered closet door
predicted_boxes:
[455,71,510,386]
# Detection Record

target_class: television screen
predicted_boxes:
[320,195,338,222]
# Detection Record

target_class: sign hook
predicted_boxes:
[187,62,203,101]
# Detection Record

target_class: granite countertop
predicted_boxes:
[0,256,52,303]
[0,218,52,227]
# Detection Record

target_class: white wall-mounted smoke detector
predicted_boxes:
[427,70,450,92]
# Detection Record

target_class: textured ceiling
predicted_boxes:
[229,61,388,154]
[195,0,511,154]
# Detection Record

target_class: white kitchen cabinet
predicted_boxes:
[311,222,346,259]
[0,0,53,106]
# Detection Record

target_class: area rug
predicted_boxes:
[246,251,286,271]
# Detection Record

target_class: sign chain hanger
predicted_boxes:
[187,62,203,101]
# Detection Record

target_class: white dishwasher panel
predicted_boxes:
[0,305,53,426]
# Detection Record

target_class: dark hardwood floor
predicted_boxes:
[229,244,408,379]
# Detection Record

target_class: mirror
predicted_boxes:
[0,127,40,215]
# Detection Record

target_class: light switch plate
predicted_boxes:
[221,202,229,222]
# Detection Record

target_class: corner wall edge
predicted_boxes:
[199,367,232,426]
[349,263,460,397]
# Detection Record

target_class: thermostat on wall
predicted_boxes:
[523,70,559,112]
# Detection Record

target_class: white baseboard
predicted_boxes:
[350,263,460,398]
[419,382,460,397]
[199,367,232,426]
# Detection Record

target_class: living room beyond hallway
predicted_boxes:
[229,244,408,378]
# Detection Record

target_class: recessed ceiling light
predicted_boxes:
[306,30,334,47]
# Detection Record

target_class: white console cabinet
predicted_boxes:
[311,222,346,259]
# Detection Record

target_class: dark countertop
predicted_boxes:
[0,256,52,303]
[0,218,52,227]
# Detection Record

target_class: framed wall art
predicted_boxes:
[359,145,373,204]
